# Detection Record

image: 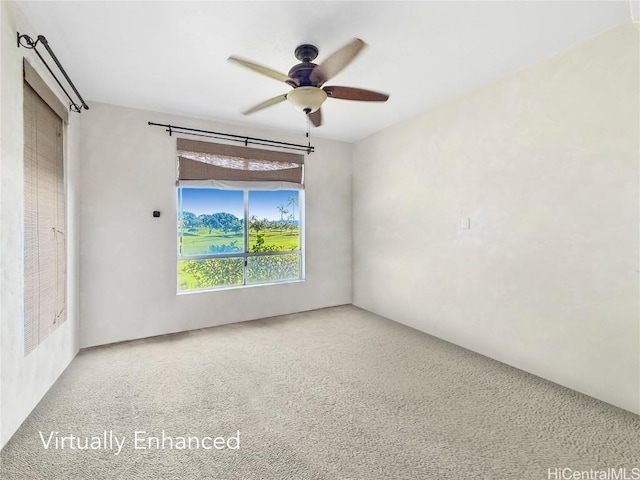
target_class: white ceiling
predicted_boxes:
[17,1,631,143]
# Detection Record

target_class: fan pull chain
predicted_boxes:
[306,114,312,155]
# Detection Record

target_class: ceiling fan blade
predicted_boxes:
[308,109,322,127]
[310,38,366,85]
[243,94,288,115]
[323,86,389,102]
[228,56,292,83]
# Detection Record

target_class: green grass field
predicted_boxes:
[179,227,300,256]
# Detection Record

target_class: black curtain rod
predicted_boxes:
[148,122,315,154]
[17,33,89,113]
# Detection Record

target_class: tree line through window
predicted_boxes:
[177,188,303,291]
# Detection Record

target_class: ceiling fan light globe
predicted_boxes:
[287,86,327,114]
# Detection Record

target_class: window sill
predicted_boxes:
[176,278,306,296]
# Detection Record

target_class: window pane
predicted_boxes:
[246,254,300,285]
[178,257,243,291]
[248,191,300,252]
[178,188,244,256]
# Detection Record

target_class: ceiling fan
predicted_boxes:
[228,38,389,127]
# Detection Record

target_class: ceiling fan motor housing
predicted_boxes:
[288,63,319,87]
[290,43,321,87]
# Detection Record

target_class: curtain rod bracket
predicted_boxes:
[17,33,38,49]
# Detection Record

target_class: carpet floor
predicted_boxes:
[1,305,639,479]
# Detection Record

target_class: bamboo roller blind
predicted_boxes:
[177,138,304,184]
[23,79,66,355]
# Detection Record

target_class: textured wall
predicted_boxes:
[79,103,352,348]
[352,23,640,414]
[0,0,81,448]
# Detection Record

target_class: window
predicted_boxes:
[23,60,68,355]
[175,138,305,292]
[177,188,303,291]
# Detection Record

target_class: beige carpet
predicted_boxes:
[1,305,639,479]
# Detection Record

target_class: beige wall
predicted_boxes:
[79,103,352,348]
[1,0,81,448]
[352,23,640,414]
